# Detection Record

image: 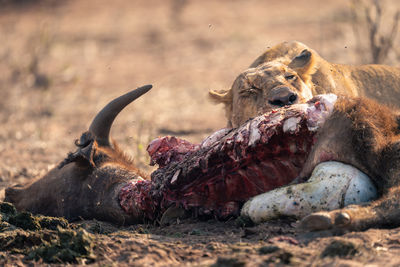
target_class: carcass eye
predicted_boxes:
[248,88,259,94]
[240,88,259,97]
[285,74,296,80]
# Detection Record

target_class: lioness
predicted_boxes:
[210,41,400,127]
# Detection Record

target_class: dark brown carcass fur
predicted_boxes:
[5,84,400,232]
[5,85,152,225]
[300,97,400,231]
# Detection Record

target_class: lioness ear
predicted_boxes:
[209,89,233,104]
[288,49,316,85]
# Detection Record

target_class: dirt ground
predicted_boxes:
[1,0,400,266]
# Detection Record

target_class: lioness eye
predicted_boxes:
[285,74,296,80]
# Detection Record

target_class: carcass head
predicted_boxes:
[210,49,316,127]
[5,85,152,225]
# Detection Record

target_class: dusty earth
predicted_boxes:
[1,0,400,266]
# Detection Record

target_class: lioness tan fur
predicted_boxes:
[210,41,400,127]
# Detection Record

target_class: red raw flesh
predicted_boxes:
[119,98,334,220]
[119,179,155,220]
[147,136,199,168]
[157,124,314,218]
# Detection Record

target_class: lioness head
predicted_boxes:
[210,49,317,127]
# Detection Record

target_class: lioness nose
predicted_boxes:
[268,90,298,107]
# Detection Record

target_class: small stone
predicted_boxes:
[259,245,280,254]
[321,240,359,258]
[211,257,246,267]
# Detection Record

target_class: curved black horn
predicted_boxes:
[89,84,152,147]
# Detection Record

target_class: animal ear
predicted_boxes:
[209,89,234,128]
[74,140,97,168]
[208,89,233,104]
[58,132,97,169]
[288,49,316,85]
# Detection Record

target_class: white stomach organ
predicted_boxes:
[241,161,378,223]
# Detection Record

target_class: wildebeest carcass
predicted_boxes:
[5,85,400,231]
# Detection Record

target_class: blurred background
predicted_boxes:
[0,0,399,191]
